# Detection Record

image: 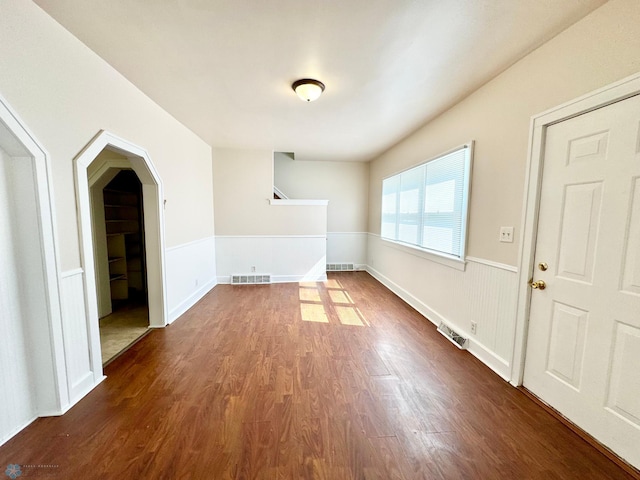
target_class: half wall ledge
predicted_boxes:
[269,199,329,206]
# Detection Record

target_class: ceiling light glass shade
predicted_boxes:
[292,79,325,102]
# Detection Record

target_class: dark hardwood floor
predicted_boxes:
[1,272,636,479]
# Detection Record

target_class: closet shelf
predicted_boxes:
[104,173,145,303]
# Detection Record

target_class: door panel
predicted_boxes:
[606,322,640,426]
[557,182,602,282]
[567,130,609,165]
[546,301,588,390]
[622,178,640,295]
[524,94,640,470]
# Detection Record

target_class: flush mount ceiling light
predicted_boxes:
[292,78,325,102]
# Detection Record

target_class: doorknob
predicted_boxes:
[529,280,546,290]
[538,262,548,271]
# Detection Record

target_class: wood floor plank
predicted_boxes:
[0,272,636,479]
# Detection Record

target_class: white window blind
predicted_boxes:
[381,143,472,259]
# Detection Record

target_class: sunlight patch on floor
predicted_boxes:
[299,287,321,302]
[329,290,352,304]
[298,276,369,327]
[323,279,342,289]
[336,306,369,327]
[300,303,329,323]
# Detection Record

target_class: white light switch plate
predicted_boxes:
[500,226,514,243]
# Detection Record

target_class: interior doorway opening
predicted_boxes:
[76,131,168,377]
[89,157,150,365]
[0,96,69,445]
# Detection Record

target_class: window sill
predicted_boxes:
[269,199,329,206]
[380,237,466,271]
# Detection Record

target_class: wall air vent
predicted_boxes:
[437,322,469,350]
[231,274,271,285]
[326,263,355,272]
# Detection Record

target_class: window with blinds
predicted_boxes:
[381,143,473,259]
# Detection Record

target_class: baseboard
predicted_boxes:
[365,265,511,380]
[7,374,107,449]
[54,374,107,417]
[2,375,108,447]
[217,273,328,284]
[168,278,217,323]
[365,265,446,326]
[467,339,510,381]
[0,415,38,448]
[273,274,328,283]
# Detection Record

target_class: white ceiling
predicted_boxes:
[34,0,606,162]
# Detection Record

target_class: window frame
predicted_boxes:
[380,141,474,266]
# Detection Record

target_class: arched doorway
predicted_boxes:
[75,131,168,372]
[89,154,150,364]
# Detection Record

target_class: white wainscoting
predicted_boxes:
[59,269,98,406]
[0,295,36,445]
[216,235,327,283]
[367,234,518,380]
[166,236,217,322]
[326,232,368,269]
[0,183,37,444]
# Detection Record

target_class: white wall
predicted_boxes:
[214,148,327,236]
[0,1,218,319]
[366,0,640,380]
[326,232,368,267]
[274,153,369,266]
[274,154,369,232]
[0,0,215,267]
[216,236,327,283]
[0,0,217,440]
[213,148,327,281]
[166,236,217,321]
[369,0,640,266]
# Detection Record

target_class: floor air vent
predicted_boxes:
[231,274,271,285]
[437,322,469,350]
[326,263,355,272]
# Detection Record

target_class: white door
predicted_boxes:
[524,93,640,469]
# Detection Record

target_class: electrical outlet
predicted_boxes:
[499,226,514,243]
[470,321,477,335]
[251,266,256,272]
